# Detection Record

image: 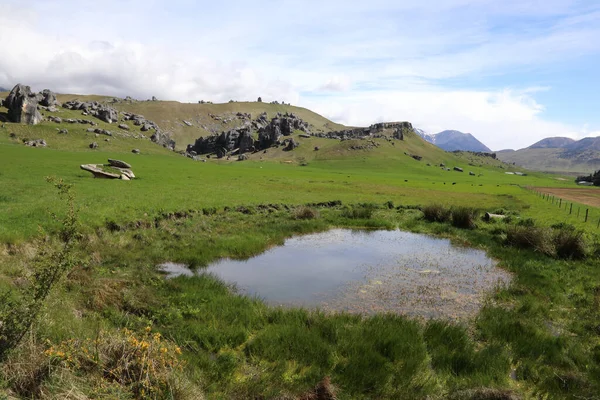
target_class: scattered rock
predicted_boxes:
[89,142,98,149]
[118,123,130,130]
[454,167,464,172]
[58,129,68,134]
[4,84,43,124]
[24,139,46,147]
[183,120,193,127]
[132,149,140,154]
[469,171,476,176]
[238,154,248,161]
[314,146,320,151]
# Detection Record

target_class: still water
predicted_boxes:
[159,229,511,320]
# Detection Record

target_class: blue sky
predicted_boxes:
[1,0,599,150]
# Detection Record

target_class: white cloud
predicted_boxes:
[302,88,591,150]
[1,0,599,150]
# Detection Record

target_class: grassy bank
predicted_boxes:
[1,198,599,399]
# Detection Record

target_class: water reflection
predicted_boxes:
[159,229,510,320]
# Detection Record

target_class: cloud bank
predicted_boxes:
[1,0,600,150]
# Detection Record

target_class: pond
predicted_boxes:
[159,229,511,320]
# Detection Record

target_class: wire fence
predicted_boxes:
[528,187,600,229]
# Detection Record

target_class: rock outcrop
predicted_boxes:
[4,84,43,124]
[62,100,119,123]
[150,130,176,151]
[187,126,255,158]
[315,121,413,140]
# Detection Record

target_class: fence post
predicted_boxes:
[570,203,573,214]
[585,209,589,223]
[559,199,562,208]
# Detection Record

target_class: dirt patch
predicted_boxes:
[534,187,600,208]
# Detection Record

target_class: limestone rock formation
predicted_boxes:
[39,89,59,107]
[4,84,43,124]
[150,130,176,151]
[187,126,254,158]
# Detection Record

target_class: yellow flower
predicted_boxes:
[160,347,168,354]
[145,326,152,333]
[175,347,182,355]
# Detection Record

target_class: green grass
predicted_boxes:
[2,102,600,398]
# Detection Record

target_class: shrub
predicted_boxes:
[553,227,587,260]
[451,207,479,229]
[422,204,451,223]
[293,206,320,220]
[506,225,554,256]
[341,204,377,219]
[44,327,185,398]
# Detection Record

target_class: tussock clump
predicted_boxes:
[341,204,377,219]
[1,339,50,398]
[506,225,554,256]
[451,207,479,229]
[553,227,587,260]
[422,204,451,223]
[506,224,588,259]
[294,206,320,220]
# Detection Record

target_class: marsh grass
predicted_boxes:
[422,204,452,223]
[451,207,480,229]
[293,206,320,220]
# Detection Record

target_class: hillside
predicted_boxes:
[56,95,348,151]
[528,137,576,149]
[497,136,600,175]
[416,129,491,152]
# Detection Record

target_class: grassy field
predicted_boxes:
[1,98,600,399]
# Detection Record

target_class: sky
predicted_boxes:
[1,0,600,150]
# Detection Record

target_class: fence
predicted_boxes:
[529,188,600,229]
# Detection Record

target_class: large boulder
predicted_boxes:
[97,106,119,123]
[4,84,43,124]
[39,89,59,107]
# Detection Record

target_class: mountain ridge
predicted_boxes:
[416,129,492,152]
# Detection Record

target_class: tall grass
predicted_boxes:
[422,204,451,223]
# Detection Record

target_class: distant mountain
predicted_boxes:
[416,129,491,152]
[528,137,576,149]
[497,136,600,174]
[0,87,8,92]
[414,128,435,144]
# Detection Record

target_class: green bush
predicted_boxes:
[422,204,451,223]
[451,207,479,229]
